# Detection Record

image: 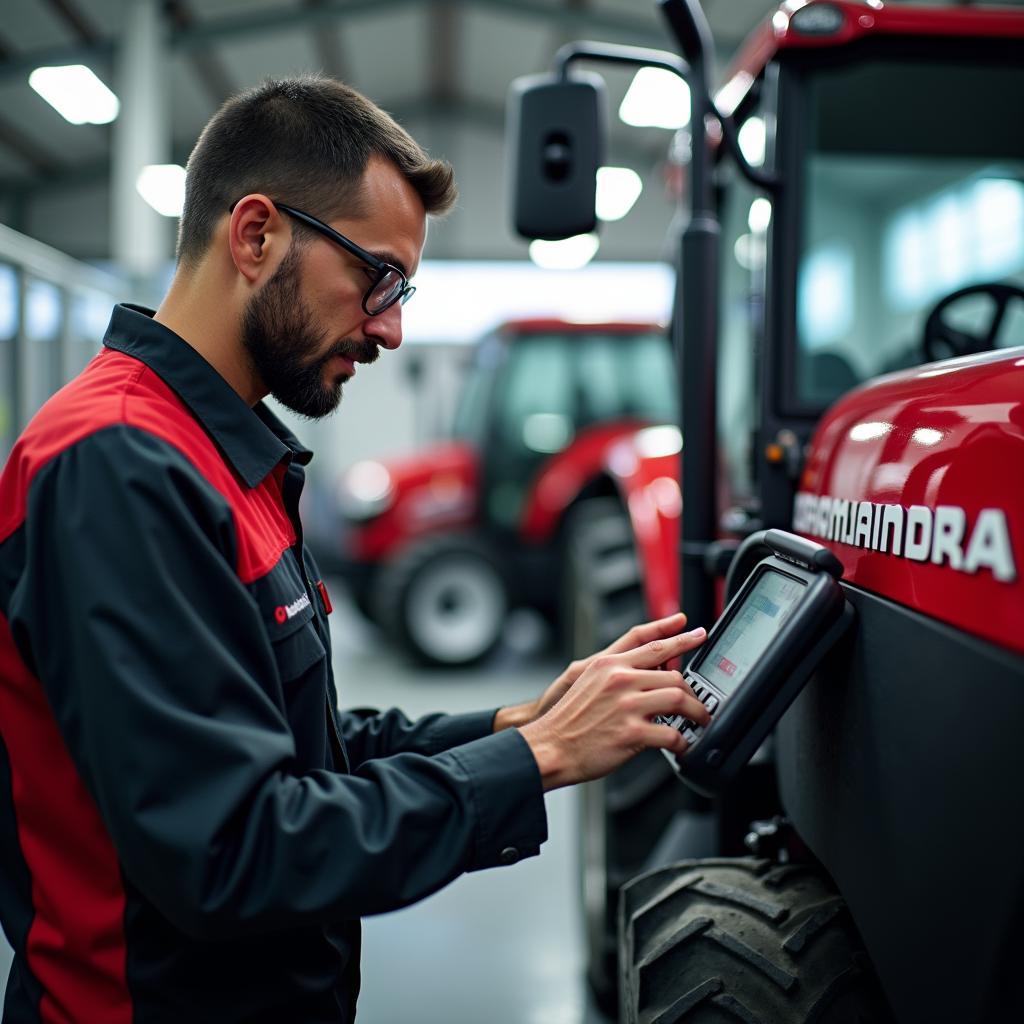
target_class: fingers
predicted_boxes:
[631,684,712,726]
[621,627,707,669]
[607,611,688,654]
[641,721,688,755]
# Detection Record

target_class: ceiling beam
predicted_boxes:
[550,0,589,66]
[163,0,236,108]
[303,0,351,81]
[0,113,63,176]
[43,0,101,46]
[0,140,193,198]
[0,40,116,82]
[429,1,459,104]
[171,0,665,53]
[0,0,668,84]
[0,90,669,203]
[389,94,666,163]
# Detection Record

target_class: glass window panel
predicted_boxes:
[25,279,61,342]
[796,53,1024,407]
[498,336,575,450]
[575,336,623,424]
[718,148,763,505]
[25,278,63,420]
[0,265,16,462]
[0,265,17,341]
[68,290,112,376]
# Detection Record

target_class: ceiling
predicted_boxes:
[0,0,791,264]
[0,0,1003,265]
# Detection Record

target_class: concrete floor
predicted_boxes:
[330,585,611,1024]
[0,583,613,1023]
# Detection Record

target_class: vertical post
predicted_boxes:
[58,285,75,385]
[111,0,170,291]
[12,268,27,436]
[668,1,720,631]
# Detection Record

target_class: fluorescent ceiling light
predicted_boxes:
[748,197,772,234]
[734,233,766,272]
[596,167,643,221]
[738,116,766,167]
[136,164,187,217]
[28,65,119,125]
[619,68,690,130]
[528,234,599,270]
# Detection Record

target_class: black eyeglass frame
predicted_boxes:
[273,202,415,316]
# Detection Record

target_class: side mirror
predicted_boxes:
[506,71,606,240]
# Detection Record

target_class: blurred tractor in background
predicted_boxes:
[309,318,676,666]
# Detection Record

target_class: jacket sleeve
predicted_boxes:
[9,426,547,939]
[338,707,500,766]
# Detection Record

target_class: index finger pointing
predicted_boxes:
[606,611,688,654]
[626,627,706,668]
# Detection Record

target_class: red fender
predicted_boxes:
[794,348,1024,654]
[519,420,653,543]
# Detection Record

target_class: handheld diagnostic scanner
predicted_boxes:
[660,530,855,796]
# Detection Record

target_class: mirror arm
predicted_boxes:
[552,41,779,195]
[553,41,688,82]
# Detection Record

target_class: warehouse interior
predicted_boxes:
[1,1,1023,1022]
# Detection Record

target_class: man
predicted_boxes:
[0,76,708,1022]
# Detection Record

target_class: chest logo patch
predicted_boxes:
[274,593,311,624]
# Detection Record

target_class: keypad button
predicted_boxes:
[704,695,719,714]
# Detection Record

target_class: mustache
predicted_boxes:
[324,337,381,366]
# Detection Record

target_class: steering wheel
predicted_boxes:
[923,282,1024,362]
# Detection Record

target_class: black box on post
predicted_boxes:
[507,71,606,241]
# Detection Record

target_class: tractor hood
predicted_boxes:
[794,346,1024,654]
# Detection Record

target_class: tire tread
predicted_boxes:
[620,859,894,1024]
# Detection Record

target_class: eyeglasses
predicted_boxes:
[274,202,416,316]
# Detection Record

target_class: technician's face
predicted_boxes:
[242,157,427,419]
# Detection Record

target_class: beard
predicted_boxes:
[241,244,380,419]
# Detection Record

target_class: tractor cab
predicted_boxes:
[719,9,1024,532]
[508,1,1024,1019]
[324,318,675,666]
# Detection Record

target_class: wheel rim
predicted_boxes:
[406,554,506,663]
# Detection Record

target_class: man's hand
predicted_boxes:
[518,627,709,791]
[493,612,695,733]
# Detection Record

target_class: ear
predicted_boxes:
[228,195,289,284]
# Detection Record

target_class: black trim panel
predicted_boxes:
[0,726,43,1024]
[776,583,1024,1022]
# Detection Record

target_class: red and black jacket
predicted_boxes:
[0,304,546,1023]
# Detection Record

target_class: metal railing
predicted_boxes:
[0,223,127,460]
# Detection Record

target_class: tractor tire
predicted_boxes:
[619,858,894,1024]
[563,497,647,658]
[563,498,706,1015]
[373,534,508,667]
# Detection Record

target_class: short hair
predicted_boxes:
[176,75,457,266]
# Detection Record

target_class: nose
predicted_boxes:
[366,300,403,351]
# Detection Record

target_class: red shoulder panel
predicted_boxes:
[0,348,293,584]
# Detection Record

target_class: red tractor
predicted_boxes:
[510,0,1024,1020]
[319,318,675,665]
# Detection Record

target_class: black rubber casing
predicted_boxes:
[670,532,854,796]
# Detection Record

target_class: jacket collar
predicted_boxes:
[103,303,312,487]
